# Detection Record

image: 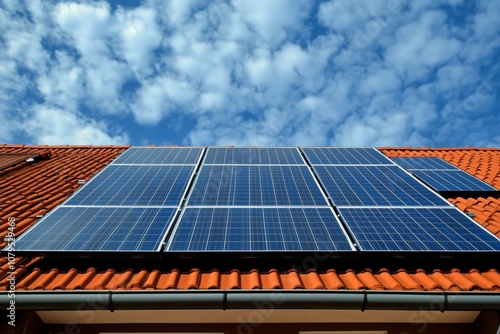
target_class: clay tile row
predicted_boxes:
[2,267,499,292]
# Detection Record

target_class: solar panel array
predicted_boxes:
[302,148,500,252]
[11,147,500,254]
[392,157,498,192]
[169,147,354,251]
[14,147,203,252]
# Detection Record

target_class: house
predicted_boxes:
[0,144,499,334]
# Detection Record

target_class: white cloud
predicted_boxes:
[473,0,500,41]
[189,107,292,146]
[318,0,393,33]
[54,2,114,57]
[5,30,48,72]
[36,51,84,109]
[359,69,401,96]
[2,1,49,74]
[0,111,18,143]
[335,112,410,146]
[150,0,204,27]
[131,76,197,124]
[435,64,477,97]
[116,6,162,77]
[385,10,462,81]
[0,0,499,148]
[25,107,128,145]
[233,0,311,47]
[53,2,130,113]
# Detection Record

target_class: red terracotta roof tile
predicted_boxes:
[446,269,478,291]
[165,270,183,289]
[393,269,423,290]
[91,269,116,290]
[376,268,404,290]
[482,269,500,287]
[16,267,43,290]
[67,268,97,290]
[241,269,261,289]
[6,266,500,291]
[300,271,324,289]
[143,269,161,290]
[226,269,242,289]
[128,269,149,290]
[281,269,303,289]
[413,269,441,291]
[200,269,221,289]
[357,269,385,290]
[261,269,281,289]
[340,269,366,290]
[466,269,499,291]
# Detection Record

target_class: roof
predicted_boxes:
[1,145,499,292]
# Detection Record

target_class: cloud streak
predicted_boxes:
[0,0,499,147]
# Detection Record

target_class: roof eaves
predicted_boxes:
[2,290,500,312]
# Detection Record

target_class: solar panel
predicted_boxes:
[313,165,448,206]
[65,165,195,206]
[410,170,497,191]
[187,165,328,206]
[391,157,456,170]
[15,207,177,252]
[203,147,304,164]
[113,147,202,164]
[338,207,500,251]
[302,147,392,165]
[166,207,355,251]
[391,157,498,191]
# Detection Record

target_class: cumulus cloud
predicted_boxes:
[0,0,499,147]
[115,6,162,77]
[233,0,311,47]
[25,107,128,145]
[385,10,462,81]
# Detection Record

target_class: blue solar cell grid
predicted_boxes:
[313,165,448,206]
[167,207,355,251]
[187,165,328,206]
[65,165,195,206]
[113,147,202,164]
[391,157,456,170]
[204,147,304,164]
[15,207,177,251]
[302,147,392,165]
[412,170,497,191]
[391,157,498,191]
[339,207,500,251]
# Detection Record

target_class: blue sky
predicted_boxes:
[1,0,499,147]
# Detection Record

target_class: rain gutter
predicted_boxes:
[1,290,500,312]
